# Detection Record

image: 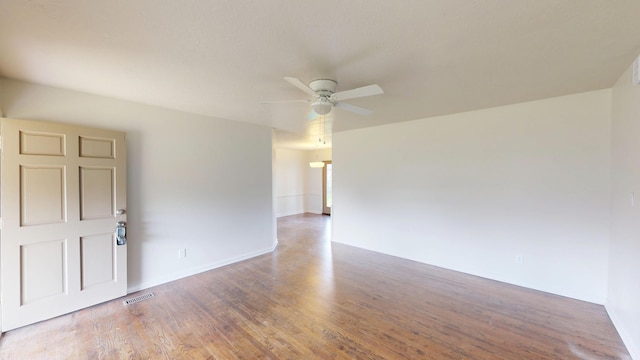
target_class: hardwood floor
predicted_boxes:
[0,213,631,359]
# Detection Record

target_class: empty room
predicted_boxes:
[0,1,639,359]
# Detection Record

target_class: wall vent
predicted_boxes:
[123,292,155,305]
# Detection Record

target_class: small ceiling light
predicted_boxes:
[311,97,332,115]
[309,144,324,168]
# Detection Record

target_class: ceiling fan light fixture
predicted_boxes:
[265,77,381,120]
[312,97,332,115]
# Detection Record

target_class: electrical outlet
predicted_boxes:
[515,255,524,264]
[178,248,187,259]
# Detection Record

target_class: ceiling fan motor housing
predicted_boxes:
[309,79,337,115]
[309,79,337,95]
[309,79,338,115]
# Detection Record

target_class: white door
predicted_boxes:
[0,118,127,331]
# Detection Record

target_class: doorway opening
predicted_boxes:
[322,161,332,215]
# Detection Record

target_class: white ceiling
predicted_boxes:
[1,1,639,149]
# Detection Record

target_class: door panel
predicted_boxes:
[21,166,66,226]
[19,131,65,156]
[21,239,66,304]
[80,233,115,289]
[79,136,115,158]
[79,167,115,220]
[1,117,127,331]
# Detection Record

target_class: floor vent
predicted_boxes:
[123,292,155,305]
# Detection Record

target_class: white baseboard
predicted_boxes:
[606,302,639,360]
[127,240,279,294]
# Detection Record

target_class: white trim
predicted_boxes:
[126,240,279,294]
[606,302,640,360]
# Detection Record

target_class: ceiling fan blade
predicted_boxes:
[331,84,383,101]
[284,77,318,97]
[260,99,310,104]
[334,102,374,116]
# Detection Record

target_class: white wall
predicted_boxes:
[274,149,306,217]
[333,90,611,304]
[608,61,640,359]
[0,77,276,292]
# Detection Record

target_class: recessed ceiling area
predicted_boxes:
[1,1,639,149]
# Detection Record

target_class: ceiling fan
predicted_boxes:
[263,77,384,116]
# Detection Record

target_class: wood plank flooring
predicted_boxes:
[0,213,631,359]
